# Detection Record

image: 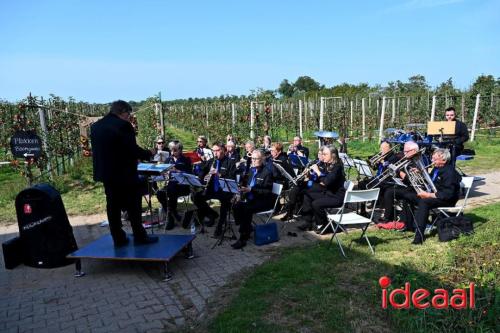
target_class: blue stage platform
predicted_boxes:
[67,234,195,281]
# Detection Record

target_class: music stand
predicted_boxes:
[353,159,373,179]
[212,178,239,248]
[137,163,174,234]
[427,121,455,138]
[273,162,297,186]
[171,172,205,233]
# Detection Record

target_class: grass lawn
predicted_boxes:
[196,203,499,333]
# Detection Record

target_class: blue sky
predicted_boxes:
[0,0,498,103]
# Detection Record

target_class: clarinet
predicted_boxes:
[202,159,217,196]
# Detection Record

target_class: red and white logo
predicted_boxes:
[380,276,475,309]
[23,204,32,214]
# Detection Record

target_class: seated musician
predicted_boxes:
[288,135,310,159]
[195,135,214,162]
[262,135,272,156]
[281,147,325,221]
[358,141,398,206]
[385,148,461,244]
[445,106,469,162]
[267,142,295,186]
[381,141,420,224]
[155,141,192,230]
[153,136,170,162]
[232,149,275,249]
[239,140,256,174]
[193,142,236,237]
[298,145,346,232]
[226,140,241,162]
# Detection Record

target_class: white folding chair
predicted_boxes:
[429,177,474,231]
[254,183,284,224]
[318,181,355,235]
[326,188,380,257]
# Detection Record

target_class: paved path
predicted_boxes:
[0,170,499,332]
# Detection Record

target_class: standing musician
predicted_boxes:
[156,141,192,230]
[226,140,241,162]
[232,149,275,249]
[298,145,346,232]
[193,142,236,236]
[444,107,469,162]
[380,141,421,225]
[267,142,295,187]
[386,148,461,244]
[281,148,326,221]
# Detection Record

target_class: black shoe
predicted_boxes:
[165,218,175,230]
[298,222,313,231]
[134,235,159,245]
[213,227,222,238]
[231,239,247,249]
[411,238,424,245]
[205,214,218,227]
[114,237,129,247]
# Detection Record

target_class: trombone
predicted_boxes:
[368,145,399,168]
[366,147,426,189]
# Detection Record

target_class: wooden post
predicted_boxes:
[38,106,53,179]
[362,98,366,142]
[391,97,396,124]
[231,103,236,130]
[250,101,255,139]
[470,94,480,142]
[299,99,303,138]
[430,95,437,121]
[319,97,324,131]
[159,103,164,137]
[461,94,465,123]
[350,100,353,137]
[378,97,386,143]
[280,103,283,122]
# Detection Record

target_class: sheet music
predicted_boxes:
[219,178,239,193]
[172,172,203,187]
[273,162,297,186]
[354,159,373,177]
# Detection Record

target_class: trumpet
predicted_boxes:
[368,145,398,168]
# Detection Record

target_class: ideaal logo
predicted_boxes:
[379,276,475,309]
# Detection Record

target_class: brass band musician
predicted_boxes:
[298,145,346,232]
[232,150,275,249]
[193,142,236,236]
[383,148,461,244]
[281,148,325,221]
[156,141,192,230]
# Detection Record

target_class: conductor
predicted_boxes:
[91,100,158,246]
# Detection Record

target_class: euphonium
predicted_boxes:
[405,160,437,193]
